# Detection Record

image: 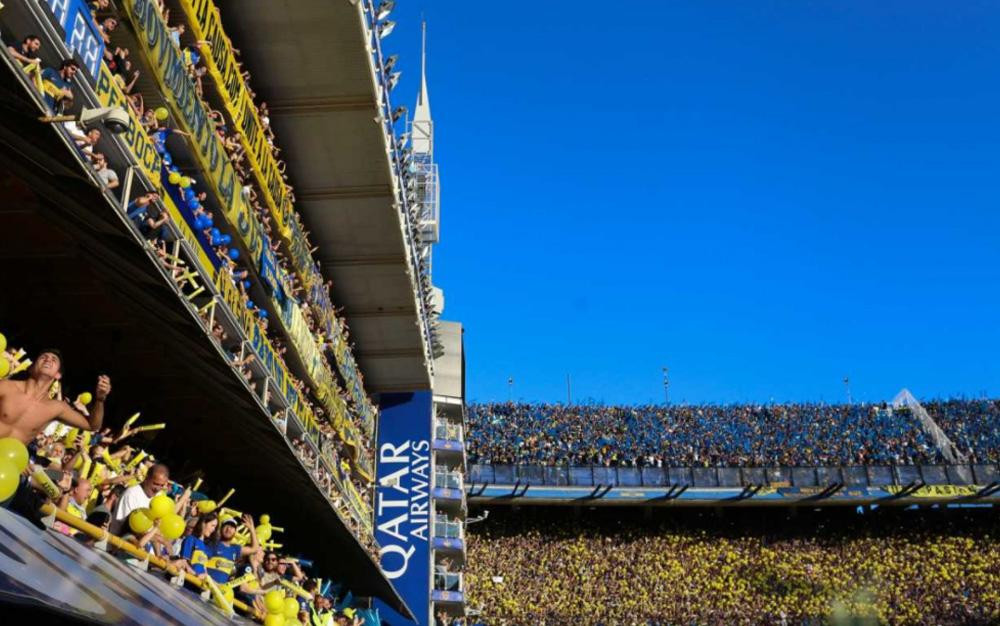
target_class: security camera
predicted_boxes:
[79,106,130,135]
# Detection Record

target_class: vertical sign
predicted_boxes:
[375,392,432,625]
[42,0,105,82]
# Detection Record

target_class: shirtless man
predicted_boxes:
[0,350,111,444]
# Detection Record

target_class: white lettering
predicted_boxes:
[379,543,416,579]
[380,441,410,464]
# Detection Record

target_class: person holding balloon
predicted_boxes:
[109,462,168,534]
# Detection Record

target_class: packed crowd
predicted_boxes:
[4,0,376,512]
[0,338,377,625]
[464,400,1000,467]
[466,508,1000,625]
[924,399,1000,464]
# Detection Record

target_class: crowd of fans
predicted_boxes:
[465,400,1000,468]
[0,341,375,625]
[4,0,376,522]
[466,508,1000,625]
[924,399,1000,464]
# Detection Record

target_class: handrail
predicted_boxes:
[38,503,258,619]
[467,463,1000,490]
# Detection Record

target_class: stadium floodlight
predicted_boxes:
[40,106,130,135]
[377,20,396,39]
[383,53,398,73]
[466,510,490,525]
[376,0,395,21]
[387,71,401,91]
[391,105,407,122]
[398,131,410,147]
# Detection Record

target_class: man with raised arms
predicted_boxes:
[0,349,111,444]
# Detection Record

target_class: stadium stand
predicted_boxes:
[0,336,374,625]
[465,507,1000,625]
[0,0,423,621]
[925,399,1000,464]
[467,401,1000,467]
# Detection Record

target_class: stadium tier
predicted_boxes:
[465,507,1000,625]
[466,401,1000,507]
[0,1,461,625]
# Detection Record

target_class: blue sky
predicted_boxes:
[385,1,1000,405]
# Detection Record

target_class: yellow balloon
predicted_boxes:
[259,514,271,525]
[0,357,8,379]
[76,392,92,406]
[256,524,272,543]
[179,177,192,188]
[160,513,186,540]
[168,172,181,185]
[149,494,175,519]
[0,438,28,473]
[283,597,299,619]
[196,500,217,514]
[0,458,18,501]
[0,332,6,352]
[155,107,169,121]
[129,507,154,534]
[263,614,285,626]
[264,589,285,614]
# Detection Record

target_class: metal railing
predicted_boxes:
[434,572,463,592]
[468,463,1000,489]
[433,517,463,540]
[435,470,464,490]
[435,421,463,442]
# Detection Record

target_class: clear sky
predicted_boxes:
[386,1,1000,406]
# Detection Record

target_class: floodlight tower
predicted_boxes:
[408,21,440,276]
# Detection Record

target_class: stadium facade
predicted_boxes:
[0,1,461,624]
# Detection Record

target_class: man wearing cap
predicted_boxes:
[207,513,262,584]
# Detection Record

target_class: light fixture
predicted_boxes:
[376,0,395,21]
[383,54,398,73]
[377,20,396,39]
[391,106,407,122]
[387,71,401,91]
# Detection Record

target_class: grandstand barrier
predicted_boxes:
[0,507,255,625]
[468,463,1000,489]
[35,503,256,619]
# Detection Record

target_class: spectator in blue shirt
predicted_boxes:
[41,59,78,113]
[207,513,262,584]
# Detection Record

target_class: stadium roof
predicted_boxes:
[214,0,432,393]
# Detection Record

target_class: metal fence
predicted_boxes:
[434,517,463,539]
[468,463,1000,489]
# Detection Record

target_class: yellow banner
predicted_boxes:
[92,61,215,278]
[885,484,982,498]
[215,268,318,434]
[121,0,264,267]
[171,0,371,453]
[176,0,294,243]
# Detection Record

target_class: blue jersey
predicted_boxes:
[180,535,211,576]
[207,541,241,584]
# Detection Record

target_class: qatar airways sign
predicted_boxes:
[375,392,432,625]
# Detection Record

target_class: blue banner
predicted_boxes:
[375,392,432,625]
[43,0,105,82]
[258,239,283,302]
